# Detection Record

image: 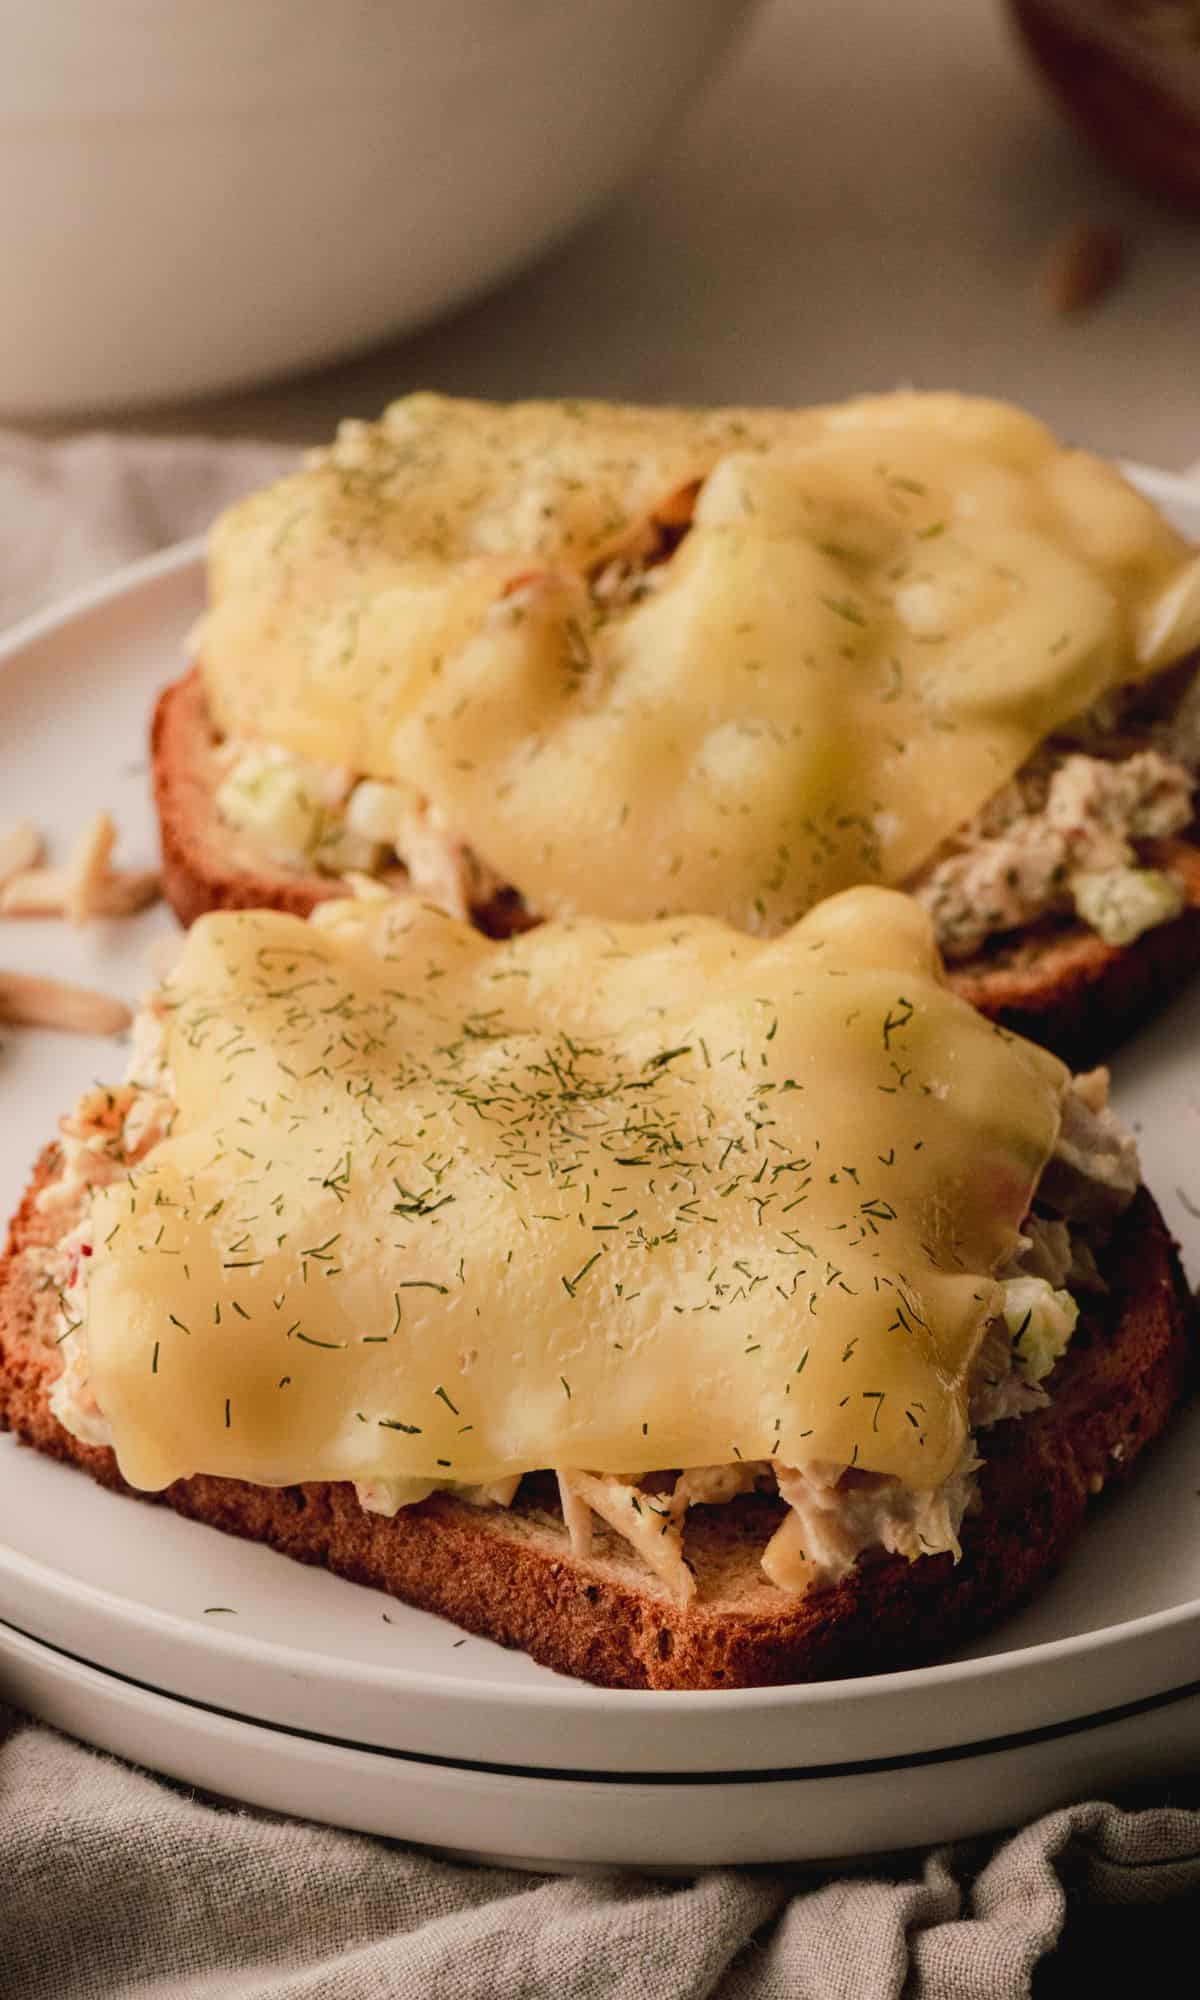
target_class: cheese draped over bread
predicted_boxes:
[198,391,1200,931]
[83,888,1067,1497]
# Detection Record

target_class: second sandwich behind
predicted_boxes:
[156,390,1200,1056]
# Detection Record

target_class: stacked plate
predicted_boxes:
[1,492,1198,1869]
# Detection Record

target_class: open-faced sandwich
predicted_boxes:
[0,885,1191,1688]
[155,390,1200,1060]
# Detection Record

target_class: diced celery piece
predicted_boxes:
[216,752,323,866]
[1071,866,1185,947]
[1002,1276,1078,1385]
[312,823,382,874]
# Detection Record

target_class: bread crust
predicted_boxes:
[152,666,341,927]
[153,669,1200,1059]
[1,1146,1193,1690]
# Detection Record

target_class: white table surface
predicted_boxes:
[28,0,1200,468]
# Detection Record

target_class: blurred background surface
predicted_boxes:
[17,0,1200,465]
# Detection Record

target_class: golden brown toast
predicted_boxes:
[1,1146,1193,1690]
[152,667,1200,1062]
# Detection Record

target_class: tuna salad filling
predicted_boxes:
[911,741,1196,960]
[206,455,1199,955]
[206,484,696,922]
[211,742,507,925]
[209,642,1200,959]
[27,990,1139,1605]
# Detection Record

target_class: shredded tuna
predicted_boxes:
[668,1462,765,1518]
[556,1468,695,1605]
[392,802,504,923]
[556,1469,595,1556]
[913,746,1194,959]
[1038,1067,1141,1222]
[353,1477,438,1516]
[1004,1212,1105,1294]
[969,1319,1048,1429]
[1005,1214,1072,1288]
[765,1447,982,1589]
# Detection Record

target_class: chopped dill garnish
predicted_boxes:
[561,1250,602,1299]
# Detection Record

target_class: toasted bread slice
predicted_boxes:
[152,666,340,927]
[153,669,1200,1061]
[0,1147,1192,1690]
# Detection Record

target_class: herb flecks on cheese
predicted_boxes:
[199,391,1200,931]
[83,887,1067,1497]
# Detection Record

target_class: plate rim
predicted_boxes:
[0,533,205,665]
[2,477,1199,1734]
[3,1604,1199,1783]
[12,1607,1196,1868]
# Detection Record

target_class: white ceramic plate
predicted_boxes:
[1,484,1199,1868]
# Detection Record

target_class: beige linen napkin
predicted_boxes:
[1,428,1199,2000]
[0,428,297,626]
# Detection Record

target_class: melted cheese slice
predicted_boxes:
[83,888,1067,1497]
[200,391,1200,931]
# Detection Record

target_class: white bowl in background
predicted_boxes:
[0,0,757,419]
